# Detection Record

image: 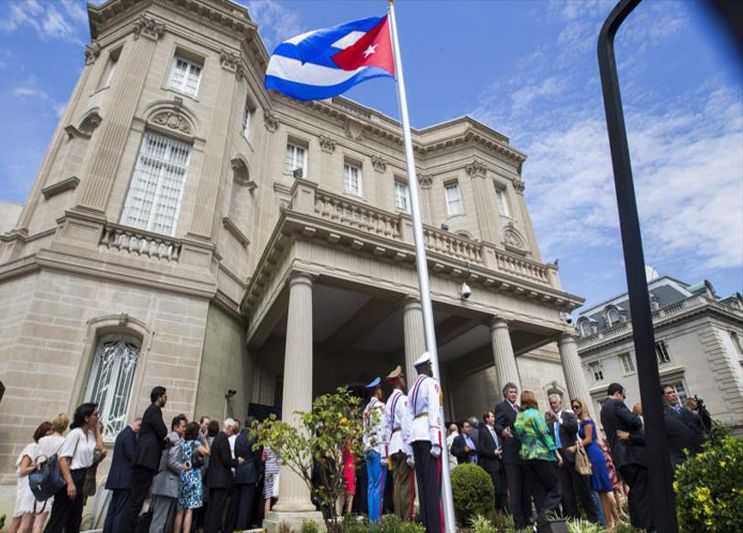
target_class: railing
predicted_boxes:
[100,224,182,261]
[493,249,550,284]
[423,226,483,264]
[314,190,400,239]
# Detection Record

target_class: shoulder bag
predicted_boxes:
[575,441,593,476]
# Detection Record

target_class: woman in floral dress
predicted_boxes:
[174,422,208,533]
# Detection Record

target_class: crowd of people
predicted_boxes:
[9,360,712,533]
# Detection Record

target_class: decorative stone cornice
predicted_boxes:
[219,49,245,80]
[263,110,279,133]
[417,174,433,188]
[42,177,80,200]
[513,178,526,193]
[151,110,191,135]
[319,135,336,154]
[132,15,165,41]
[465,159,488,178]
[371,156,387,173]
[84,42,101,65]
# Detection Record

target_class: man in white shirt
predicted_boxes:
[363,377,387,523]
[384,365,414,521]
[407,352,443,533]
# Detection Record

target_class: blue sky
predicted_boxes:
[0,0,741,311]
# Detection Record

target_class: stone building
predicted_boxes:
[577,275,743,432]
[0,0,590,526]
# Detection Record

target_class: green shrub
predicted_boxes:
[371,514,425,533]
[487,510,515,532]
[469,514,496,533]
[302,519,321,533]
[342,514,369,533]
[566,518,603,533]
[674,433,743,532]
[450,463,495,525]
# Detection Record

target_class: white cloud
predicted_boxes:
[0,0,86,44]
[241,0,303,51]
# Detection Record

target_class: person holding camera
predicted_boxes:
[172,421,208,533]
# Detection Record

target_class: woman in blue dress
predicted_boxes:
[570,398,616,530]
[174,422,209,533]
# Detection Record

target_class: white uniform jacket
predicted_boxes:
[407,374,442,446]
[384,388,413,457]
[363,396,387,456]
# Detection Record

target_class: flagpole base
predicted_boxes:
[263,510,326,532]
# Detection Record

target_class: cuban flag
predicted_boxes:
[265,14,395,101]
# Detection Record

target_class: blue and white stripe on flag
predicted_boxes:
[265,15,395,101]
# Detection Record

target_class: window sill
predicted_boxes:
[446,212,466,219]
[343,191,365,201]
[89,85,111,97]
[164,87,200,103]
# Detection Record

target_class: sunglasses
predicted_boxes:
[571,404,580,410]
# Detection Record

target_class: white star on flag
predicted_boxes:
[363,44,378,58]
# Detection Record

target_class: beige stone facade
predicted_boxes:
[0,0,590,526]
[577,276,743,432]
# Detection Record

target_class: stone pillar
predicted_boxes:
[265,273,323,531]
[76,16,165,212]
[489,318,521,392]
[188,50,241,237]
[466,161,499,243]
[403,297,426,383]
[558,333,592,403]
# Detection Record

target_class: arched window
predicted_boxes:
[605,306,620,326]
[85,334,141,441]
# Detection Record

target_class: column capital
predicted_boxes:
[132,15,166,41]
[558,332,579,345]
[287,271,315,288]
[489,317,510,331]
[403,295,421,307]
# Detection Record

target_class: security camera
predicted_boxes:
[460,281,472,300]
[225,389,237,399]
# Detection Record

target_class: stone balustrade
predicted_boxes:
[423,226,483,264]
[100,223,182,261]
[492,249,550,284]
[314,190,401,239]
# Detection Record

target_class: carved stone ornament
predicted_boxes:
[264,111,279,133]
[133,15,166,41]
[513,178,526,193]
[84,42,101,65]
[220,49,245,79]
[319,135,336,154]
[465,159,488,178]
[417,173,433,188]
[151,110,192,135]
[503,223,526,250]
[118,313,130,327]
[344,118,365,141]
[371,155,387,172]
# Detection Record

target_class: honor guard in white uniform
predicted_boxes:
[407,352,443,533]
[384,365,415,520]
[362,377,387,523]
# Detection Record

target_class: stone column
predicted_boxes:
[188,50,241,238]
[266,273,323,531]
[489,318,521,392]
[558,333,592,403]
[466,161,499,243]
[403,297,426,383]
[76,16,165,212]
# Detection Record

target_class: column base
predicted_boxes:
[263,509,326,532]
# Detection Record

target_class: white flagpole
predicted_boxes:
[387,3,456,531]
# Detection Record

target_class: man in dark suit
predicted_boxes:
[204,419,243,533]
[547,394,597,522]
[494,382,531,529]
[450,419,478,465]
[226,417,260,531]
[600,382,652,530]
[103,418,141,533]
[127,386,168,532]
[478,411,507,513]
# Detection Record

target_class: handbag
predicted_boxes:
[575,442,593,476]
[191,447,204,469]
[29,453,66,505]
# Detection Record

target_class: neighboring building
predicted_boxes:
[0,0,590,528]
[577,275,743,432]
[0,200,23,234]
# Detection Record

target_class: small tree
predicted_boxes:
[252,387,364,533]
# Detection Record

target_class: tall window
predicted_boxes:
[85,334,140,441]
[168,56,202,97]
[285,143,307,176]
[495,187,511,217]
[618,352,635,373]
[445,182,463,215]
[655,340,671,364]
[588,360,604,382]
[344,163,362,196]
[394,181,409,211]
[242,105,252,139]
[121,131,191,236]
